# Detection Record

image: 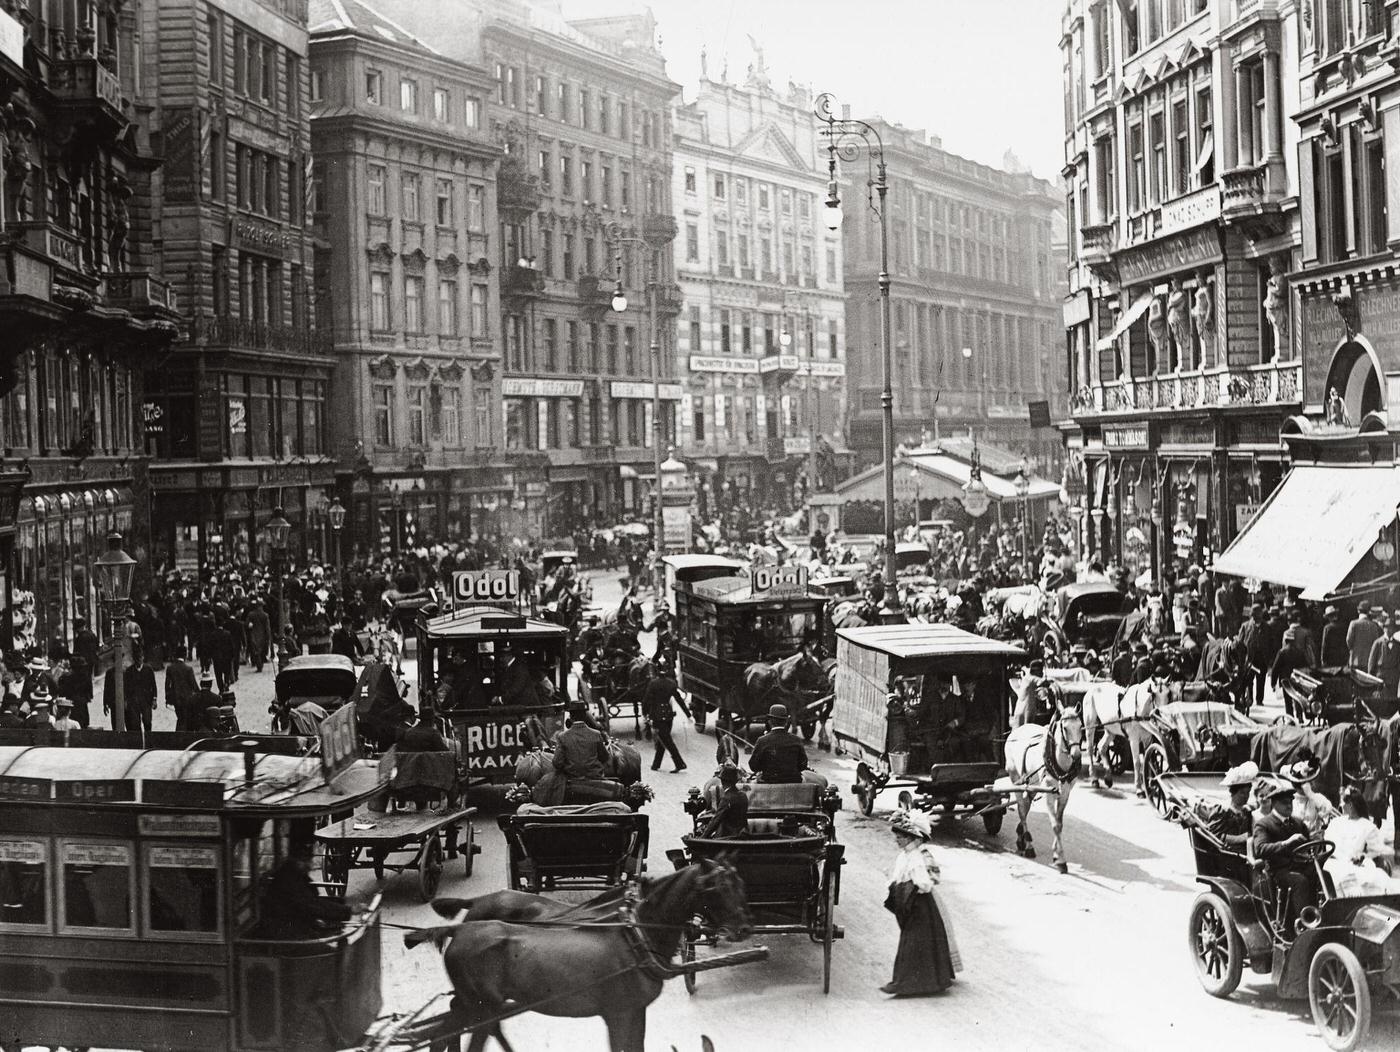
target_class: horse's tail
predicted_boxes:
[430,896,476,919]
[404,924,459,952]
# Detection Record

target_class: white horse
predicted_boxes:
[1081,676,1171,794]
[1003,708,1086,874]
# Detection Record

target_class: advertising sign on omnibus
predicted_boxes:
[318,702,360,783]
[452,569,521,605]
[750,564,809,598]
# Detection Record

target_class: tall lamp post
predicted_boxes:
[266,507,291,652]
[817,92,902,622]
[94,531,136,732]
[609,225,665,602]
[1014,463,1031,583]
[327,497,346,593]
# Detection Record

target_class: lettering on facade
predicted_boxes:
[46,229,79,268]
[228,396,247,437]
[689,355,760,374]
[197,379,223,461]
[1158,186,1221,237]
[163,108,200,203]
[1300,279,1400,406]
[1115,226,1223,287]
[609,381,684,400]
[501,377,584,398]
[232,218,293,257]
[228,114,284,154]
[1103,425,1150,449]
[1160,420,1212,446]
[142,400,164,435]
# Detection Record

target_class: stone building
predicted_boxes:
[839,119,1064,474]
[1059,0,1302,583]
[368,0,681,534]
[671,57,848,515]
[0,1,179,654]
[139,0,333,568]
[309,0,501,555]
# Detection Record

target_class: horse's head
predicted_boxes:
[1051,706,1086,771]
[696,855,752,943]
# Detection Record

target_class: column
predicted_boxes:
[1219,50,1238,171]
[1263,50,1283,165]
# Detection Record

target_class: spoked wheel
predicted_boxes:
[417,836,444,901]
[854,761,879,816]
[461,824,475,878]
[322,844,351,888]
[682,928,699,994]
[1143,744,1170,816]
[1309,943,1372,1052]
[1187,892,1243,998]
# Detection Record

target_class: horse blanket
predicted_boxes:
[1247,723,1353,804]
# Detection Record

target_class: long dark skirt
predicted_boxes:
[885,884,956,995]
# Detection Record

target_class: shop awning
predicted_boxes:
[1193,132,1213,176]
[618,465,639,479]
[1095,291,1155,352]
[1212,465,1400,600]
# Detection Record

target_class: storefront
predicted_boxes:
[1297,268,1400,423]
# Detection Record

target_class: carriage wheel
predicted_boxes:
[981,808,1004,837]
[417,837,444,901]
[821,872,837,995]
[682,932,698,995]
[461,824,475,878]
[1309,943,1372,1052]
[1105,735,1130,776]
[322,844,351,888]
[854,762,878,816]
[1143,744,1170,817]
[1187,892,1243,998]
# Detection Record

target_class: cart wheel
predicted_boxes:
[322,844,350,887]
[682,934,698,994]
[417,837,444,901]
[462,825,475,878]
[854,762,877,816]
[1187,892,1243,998]
[981,808,1004,836]
[1310,942,1372,1052]
[1143,744,1170,816]
[896,790,913,811]
[821,872,837,995]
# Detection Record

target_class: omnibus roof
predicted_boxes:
[836,623,1028,661]
[684,575,825,606]
[422,604,568,641]
[0,747,383,816]
[662,554,746,574]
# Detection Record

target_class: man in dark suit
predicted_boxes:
[163,646,199,732]
[1347,599,1383,669]
[206,620,236,692]
[106,646,158,732]
[1236,604,1271,709]
[71,616,100,671]
[1252,779,1317,935]
[1320,605,1349,667]
[749,703,809,784]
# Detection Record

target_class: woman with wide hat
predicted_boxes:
[882,809,961,997]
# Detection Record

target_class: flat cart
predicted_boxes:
[416,590,568,787]
[317,808,478,902]
[673,571,828,735]
[1168,770,1400,1050]
[496,803,649,893]
[669,781,845,993]
[832,623,1026,833]
[0,737,387,1052]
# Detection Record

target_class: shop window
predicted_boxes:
[60,840,134,935]
[145,844,221,937]
[0,837,50,930]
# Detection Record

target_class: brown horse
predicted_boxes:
[404,858,751,1052]
[727,650,831,740]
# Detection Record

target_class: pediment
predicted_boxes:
[734,122,807,171]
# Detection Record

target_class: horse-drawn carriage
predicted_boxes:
[832,623,1024,833]
[579,651,652,736]
[671,780,845,993]
[1284,666,1398,725]
[497,803,650,894]
[673,571,833,740]
[1168,770,1400,1050]
[270,654,358,734]
[1039,581,1129,661]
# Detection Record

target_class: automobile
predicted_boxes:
[1039,581,1129,659]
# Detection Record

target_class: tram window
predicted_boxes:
[0,838,49,930]
[145,845,221,936]
[59,840,134,935]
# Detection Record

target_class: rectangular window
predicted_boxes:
[433,87,449,121]
[1367,136,1387,254]
[407,385,427,446]
[560,154,573,196]
[0,838,49,930]
[470,283,488,336]
[441,386,461,446]
[507,315,526,372]
[581,159,593,202]
[464,97,481,128]
[684,167,696,194]
[686,223,699,262]
[580,88,591,129]
[715,231,729,267]
[567,321,580,370]
[402,173,421,222]
[366,68,382,105]
[209,14,224,85]
[825,246,837,281]
[557,81,570,122]
[562,233,575,279]
[467,185,485,231]
[692,395,705,442]
[780,188,792,215]
[368,164,386,214]
[735,178,747,205]
[60,841,133,934]
[309,69,323,103]
[688,305,701,351]
[145,845,220,938]
[607,325,619,372]
[404,276,424,332]
[758,184,770,210]
[543,318,558,371]
[476,398,491,447]
[369,271,390,329]
[1149,111,1166,204]
[1196,87,1214,185]
[1128,120,1145,212]
[712,173,726,199]
[435,179,453,226]
[1172,99,1189,195]
[621,170,632,209]
[719,309,731,354]
[438,278,457,335]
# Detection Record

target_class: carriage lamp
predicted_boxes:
[823,178,842,231]
[611,286,627,313]
[95,531,136,604]
[779,326,793,348]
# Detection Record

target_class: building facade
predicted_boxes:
[671,59,848,515]
[0,1,180,655]
[370,0,681,536]
[1059,0,1302,583]
[139,0,332,571]
[309,0,501,557]
[840,119,1064,474]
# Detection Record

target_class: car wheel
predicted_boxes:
[1309,943,1372,1052]
[1187,892,1243,998]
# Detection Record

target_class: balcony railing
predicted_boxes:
[503,264,544,297]
[1069,358,1303,416]
[642,213,678,246]
[1222,165,1265,213]
[103,271,178,313]
[50,57,125,132]
[581,443,616,462]
[194,313,331,355]
[498,160,543,213]
[1080,221,1116,264]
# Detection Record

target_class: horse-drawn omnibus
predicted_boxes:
[416,598,569,786]
[674,569,831,737]
[0,737,386,1052]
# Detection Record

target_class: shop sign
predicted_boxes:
[1172,522,1195,558]
[1103,425,1150,449]
[197,379,223,460]
[1115,226,1223,286]
[142,400,164,436]
[960,484,991,518]
[230,216,295,257]
[1159,185,1221,237]
[1062,291,1091,327]
[751,564,808,598]
[228,396,247,436]
[689,356,760,374]
[610,381,684,400]
[502,377,584,398]
[803,361,846,377]
[318,702,360,783]
[138,813,221,836]
[662,504,691,548]
[55,779,135,803]
[760,355,800,374]
[1300,278,1400,406]
[0,776,50,800]
[1160,420,1212,446]
[783,436,810,455]
[1235,503,1260,532]
[462,720,534,773]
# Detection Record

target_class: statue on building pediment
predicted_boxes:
[1191,279,1217,368]
[1263,258,1289,361]
[1166,282,1191,370]
[745,35,771,94]
[700,45,708,80]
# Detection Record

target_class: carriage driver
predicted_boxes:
[1012,660,1059,728]
[749,703,810,784]
[1252,777,1321,936]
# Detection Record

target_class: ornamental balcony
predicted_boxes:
[50,56,127,138]
[502,263,545,300]
[1068,358,1302,417]
[498,158,542,214]
[192,313,331,356]
[1221,161,1288,240]
[1080,221,1116,268]
[642,213,678,246]
[576,274,612,312]
[102,271,179,316]
[654,282,683,314]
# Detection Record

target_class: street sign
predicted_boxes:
[1028,400,1051,428]
[750,564,808,598]
[960,483,991,518]
[452,569,520,605]
[318,702,360,784]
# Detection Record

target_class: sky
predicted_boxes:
[563,0,1066,181]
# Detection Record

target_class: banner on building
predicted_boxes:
[163,108,201,203]
[1028,400,1051,429]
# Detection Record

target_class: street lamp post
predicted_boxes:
[817,92,902,622]
[1014,463,1031,583]
[609,226,666,602]
[266,507,292,654]
[327,497,346,593]
[94,531,136,732]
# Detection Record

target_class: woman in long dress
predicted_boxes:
[1324,787,1400,896]
[882,810,961,996]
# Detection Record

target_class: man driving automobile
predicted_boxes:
[1252,777,1320,936]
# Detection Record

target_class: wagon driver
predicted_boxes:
[749,703,810,784]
